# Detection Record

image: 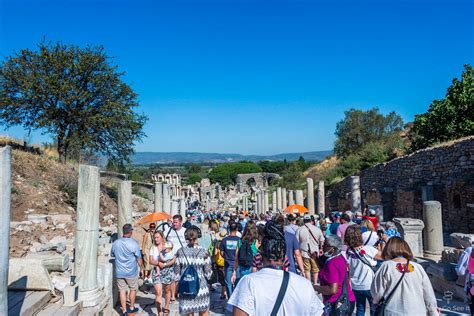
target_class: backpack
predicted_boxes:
[238,240,254,267]
[178,249,201,297]
[214,240,224,267]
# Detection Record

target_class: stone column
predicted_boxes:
[272,191,277,212]
[295,190,304,206]
[306,178,315,215]
[257,191,262,214]
[351,176,361,212]
[0,146,11,315]
[162,184,171,214]
[317,181,325,214]
[282,188,287,210]
[288,190,295,205]
[276,187,282,211]
[423,201,443,259]
[179,199,186,218]
[154,182,163,213]
[171,200,179,216]
[118,180,132,238]
[75,165,103,306]
[263,190,269,214]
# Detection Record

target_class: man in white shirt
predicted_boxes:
[228,221,324,316]
[163,214,186,301]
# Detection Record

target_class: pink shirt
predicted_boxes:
[337,223,350,241]
[318,254,356,303]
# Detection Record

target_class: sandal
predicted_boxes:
[162,307,170,315]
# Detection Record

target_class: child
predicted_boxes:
[158,241,174,269]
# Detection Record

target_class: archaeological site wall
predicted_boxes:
[327,136,474,233]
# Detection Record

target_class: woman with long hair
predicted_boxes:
[370,237,438,316]
[149,230,176,316]
[231,220,259,284]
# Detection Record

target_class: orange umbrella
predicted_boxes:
[284,204,308,214]
[138,212,171,225]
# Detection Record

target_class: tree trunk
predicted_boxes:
[57,132,66,164]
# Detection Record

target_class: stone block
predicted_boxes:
[393,218,424,257]
[63,284,79,306]
[426,262,458,282]
[26,252,70,272]
[450,233,474,249]
[8,258,55,292]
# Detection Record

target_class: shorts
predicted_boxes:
[117,277,139,291]
[303,257,319,273]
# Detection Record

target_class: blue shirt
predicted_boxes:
[111,237,142,278]
[284,231,300,273]
[220,235,240,267]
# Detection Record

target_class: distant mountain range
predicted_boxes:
[131,150,333,165]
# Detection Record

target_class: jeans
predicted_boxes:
[353,289,374,316]
[224,265,234,297]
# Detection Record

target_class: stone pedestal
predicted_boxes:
[306,178,315,215]
[351,176,361,212]
[272,191,277,212]
[276,187,282,211]
[75,165,103,307]
[0,146,11,316]
[118,181,132,238]
[393,218,425,257]
[154,182,163,213]
[295,190,304,206]
[423,201,444,259]
[317,181,325,214]
[162,184,171,214]
[288,190,295,206]
[282,188,287,210]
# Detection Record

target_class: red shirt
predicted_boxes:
[362,216,378,229]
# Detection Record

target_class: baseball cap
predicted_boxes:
[122,224,133,234]
[370,209,376,215]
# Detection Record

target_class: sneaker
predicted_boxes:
[127,305,139,313]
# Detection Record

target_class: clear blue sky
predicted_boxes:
[1,0,472,154]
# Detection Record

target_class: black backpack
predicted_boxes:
[238,240,254,267]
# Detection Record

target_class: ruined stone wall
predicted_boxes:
[327,137,474,233]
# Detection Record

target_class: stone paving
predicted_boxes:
[115,282,229,316]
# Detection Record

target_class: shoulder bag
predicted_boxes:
[327,266,352,315]
[270,271,290,316]
[374,260,409,316]
[305,224,322,257]
[350,247,377,273]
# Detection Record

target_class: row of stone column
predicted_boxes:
[272,179,326,214]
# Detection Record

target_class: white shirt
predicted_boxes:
[228,268,324,316]
[164,227,186,255]
[346,245,378,291]
[362,231,379,247]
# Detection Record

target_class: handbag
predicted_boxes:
[374,260,409,316]
[270,271,290,316]
[327,269,352,316]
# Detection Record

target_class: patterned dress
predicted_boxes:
[175,245,212,314]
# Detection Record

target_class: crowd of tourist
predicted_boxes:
[109,208,474,316]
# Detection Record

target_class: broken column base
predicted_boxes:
[78,288,104,308]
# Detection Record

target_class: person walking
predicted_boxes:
[361,220,379,247]
[111,224,144,315]
[219,221,240,296]
[228,221,324,316]
[275,214,305,275]
[164,214,187,302]
[296,214,325,284]
[455,245,474,316]
[175,226,213,316]
[314,235,356,315]
[149,231,176,316]
[231,220,259,284]
[142,222,156,283]
[344,225,381,316]
[371,237,438,316]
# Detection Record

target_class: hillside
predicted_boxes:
[132,150,333,165]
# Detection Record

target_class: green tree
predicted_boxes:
[410,64,474,151]
[0,41,147,163]
[186,173,202,185]
[208,161,262,186]
[257,160,289,173]
[278,162,303,190]
[186,164,202,174]
[334,108,404,158]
